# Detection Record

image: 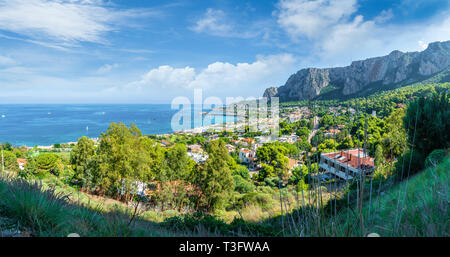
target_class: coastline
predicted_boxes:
[16,112,245,149]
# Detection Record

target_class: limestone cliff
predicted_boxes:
[264,41,450,101]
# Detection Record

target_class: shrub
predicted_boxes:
[237,192,275,209]
[0,178,70,233]
[394,150,425,180]
[161,212,228,233]
[425,149,447,168]
[256,186,275,194]
[296,180,310,191]
[233,175,255,193]
[263,176,283,188]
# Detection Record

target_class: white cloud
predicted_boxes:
[276,0,357,40]
[275,0,450,66]
[0,0,153,45]
[126,54,297,98]
[191,9,232,35]
[0,55,17,66]
[318,15,450,65]
[129,65,196,90]
[97,63,118,73]
[190,8,257,38]
[374,9,394,23]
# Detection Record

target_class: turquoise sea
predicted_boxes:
[0,104,235,146]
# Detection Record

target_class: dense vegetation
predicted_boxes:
[0,82,448,237]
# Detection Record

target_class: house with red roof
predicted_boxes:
[319,149,375,181]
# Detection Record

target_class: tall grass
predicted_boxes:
[0,174,181,237]
[264,155,449,237]
[1,156,447,237]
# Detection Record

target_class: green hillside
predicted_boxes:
[1,155,448,237]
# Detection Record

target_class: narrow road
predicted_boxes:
[307,116,319,144]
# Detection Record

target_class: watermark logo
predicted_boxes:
[171,89,279,139]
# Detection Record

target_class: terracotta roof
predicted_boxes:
[288,158,300,169]
[322,149,374,170]
[17,158,27,165]
[325,129,340,134]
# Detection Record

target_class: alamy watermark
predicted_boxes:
[170,89,279,139]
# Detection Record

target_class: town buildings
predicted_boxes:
[319,149,375,181]
[239,148,258,169]
[187,144,208,164]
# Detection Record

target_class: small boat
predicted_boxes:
[1,114,5,118]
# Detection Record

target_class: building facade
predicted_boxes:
[319,149,375,181]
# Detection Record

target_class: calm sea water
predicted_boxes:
[0,104,234,146]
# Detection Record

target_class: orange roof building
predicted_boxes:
[319,149,374,180]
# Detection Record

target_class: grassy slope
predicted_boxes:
[362,156,449,236]
[0,173,182,237]
[0,156,448,237]
[323,156,449,237]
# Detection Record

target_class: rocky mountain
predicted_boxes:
[264,40,450,102]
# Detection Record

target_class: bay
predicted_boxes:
[0,104,236,146]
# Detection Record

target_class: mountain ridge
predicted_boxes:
[264,40,450,102]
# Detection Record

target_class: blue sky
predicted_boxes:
[0,0,449,104]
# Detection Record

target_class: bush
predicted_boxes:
[256,186,275,194]
[233,175,255,193]
[161,212,277,236]
[237,192,275,210]
[395,150,425,180]
[263,176,283,188]
[425,149,447,168]
[296,180,310,191]
[161,212,228,232]
[0,178,70,233]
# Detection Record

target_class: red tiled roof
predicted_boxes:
[288,158,300,169]
[17,158,27,165]
[323,149,374,170]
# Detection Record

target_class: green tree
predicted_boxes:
[1,150,18,172]
[296,126,310,139]
[233,175,255,193]
[194,140,234,212]
[155,143,195,210]
[318,139,338,152]
[288,164,309,184]
[164,144,193,180]
[403,93,449,158]
[35,153,60,175]
[233,165,251,180]
[381,108,407,159]
[256,142,289,181]
[70,136,96,185]
[337,136,354,150]
[1,142,12,151]
[96,123,157,199]
[374,144,384,172]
